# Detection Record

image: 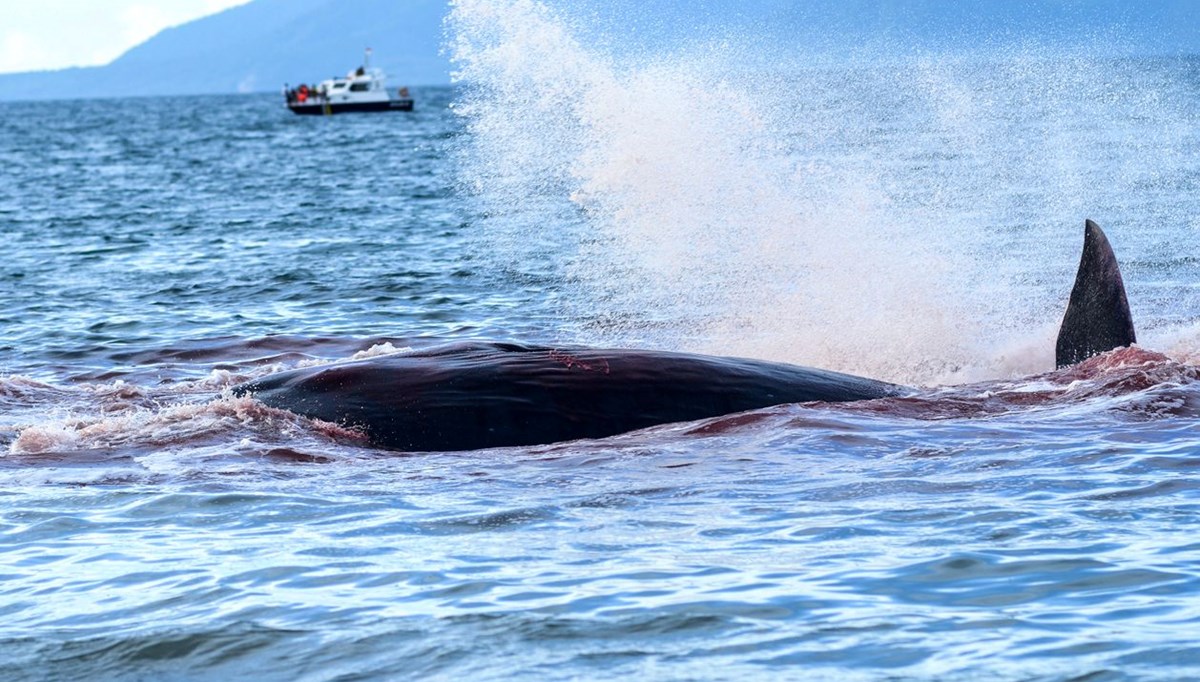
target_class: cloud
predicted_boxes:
[0,30,52,73]
[0,0,256,75]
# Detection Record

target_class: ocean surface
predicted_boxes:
[3,4,1200,680]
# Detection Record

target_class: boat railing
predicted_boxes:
[285,91,335,106]
[283,81,412,106]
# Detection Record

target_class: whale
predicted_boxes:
[1056,219,1136,368]
[234,341,907,451]
[233,220,1138,452]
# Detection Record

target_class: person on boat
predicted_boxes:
[297,84,309,103]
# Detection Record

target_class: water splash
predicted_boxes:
[449,0,1200,385]
[7,395,363,457]
[0,341,410,458]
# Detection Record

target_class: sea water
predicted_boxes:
[1,2,1200,680]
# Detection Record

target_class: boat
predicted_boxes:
[284,49,414,115]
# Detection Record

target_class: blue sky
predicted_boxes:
[0,0,251,74]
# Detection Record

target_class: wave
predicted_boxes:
[1,338,415,458]
[7,395,365,457]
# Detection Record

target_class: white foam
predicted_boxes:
[6,395,360,456]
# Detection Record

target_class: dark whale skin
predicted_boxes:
[1056,220,1137,368]
[233,341,907,452]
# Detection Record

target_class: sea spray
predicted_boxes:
[447,1,975,382]
[448,0,1200,384]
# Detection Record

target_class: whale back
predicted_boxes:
[1055,220,1137,368]
[235,342,906,452]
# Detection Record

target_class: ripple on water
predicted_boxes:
[3,71,1200,680]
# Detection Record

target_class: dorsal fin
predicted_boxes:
[1055,219,1137,368]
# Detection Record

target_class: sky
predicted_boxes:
[0,0,252,74]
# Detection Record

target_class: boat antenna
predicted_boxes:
[364,47,372,70]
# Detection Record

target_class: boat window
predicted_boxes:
[331,82,347,90]
[349,83,370,92]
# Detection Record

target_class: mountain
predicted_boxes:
[0,0,450,101]
[3,0,1198,102]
